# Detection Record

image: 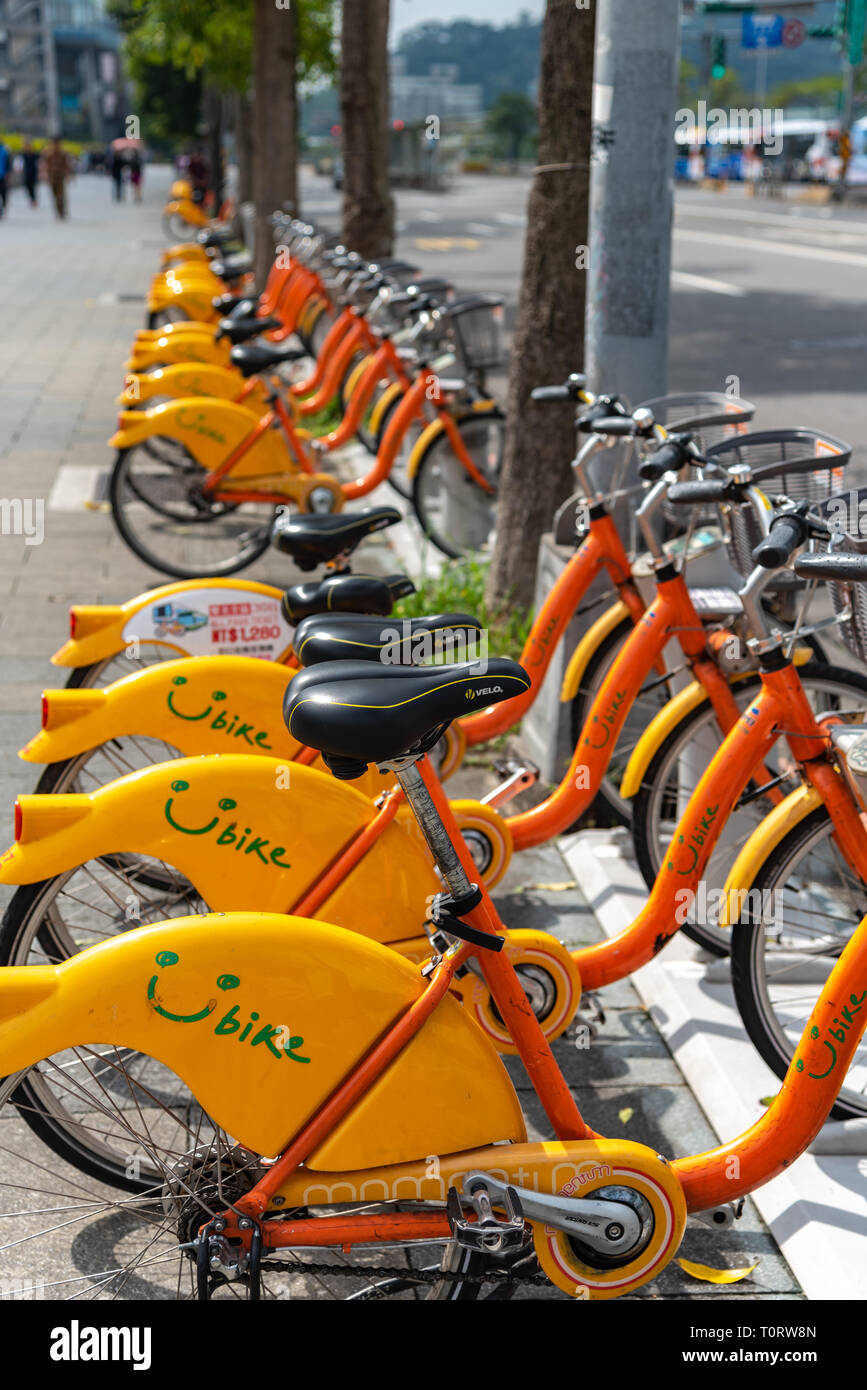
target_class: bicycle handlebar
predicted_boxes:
[666,478,735,506]
[530,373,588,404]
[638,433,700,482]
[751,510,810,568]
[795,551,867,582]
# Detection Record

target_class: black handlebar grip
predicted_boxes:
[794,552,867,582]
[639,441,688,482]
[531,385,573,403]
[589,416,636,438]
[751,513,810,569]
[666,479,731,506]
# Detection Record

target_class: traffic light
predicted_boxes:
[711,36,727,80]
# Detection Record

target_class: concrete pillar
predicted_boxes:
[586,0,681,406]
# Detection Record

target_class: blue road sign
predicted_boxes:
[742,13,784,48]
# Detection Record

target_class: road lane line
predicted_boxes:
[671,270,746,297]
[675,225,867,268]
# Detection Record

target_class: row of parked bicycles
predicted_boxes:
[2,196,867,1302]
[109,194,506,577]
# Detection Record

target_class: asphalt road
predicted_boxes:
[301,168,867,473]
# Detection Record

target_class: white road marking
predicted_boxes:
[48,466,102,511]
[417,210,442,223]
[496,212,527,227]
[677,200,867,236]
[675,225,867,268]
[467,222,497,235]
[671,270,746,297]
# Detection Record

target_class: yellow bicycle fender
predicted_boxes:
[164,198,208,227]
[116,363,254,409]
[170,180,193,199]
[560,601,631,705]
[452,929,582,1053]
[406,416,447,482]
[1,755,439,945]
[22,657,301,765]
[51,578,290,669]
[369,380,403,438]
[107,398,289,480]
[162,244,210,266]
[343,353,374,403]
[618,645,816,801]
[126,336,232,371]
[718,785,824,927]
[136,322,221,341]
[0,912,524,1162]
[147,285,219,324]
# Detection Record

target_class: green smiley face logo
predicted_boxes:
[164,780,237,834]
[147,951,240,1023]
[166,675,228,722]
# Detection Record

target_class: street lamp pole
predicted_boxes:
[586,0,681,405]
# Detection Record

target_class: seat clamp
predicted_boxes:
[429,887,504,953]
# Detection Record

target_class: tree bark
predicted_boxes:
[251,0,299,287]
[203,85,224,211]
[486,0,596,613]
[340,0,394,258]
[234,88,254,207]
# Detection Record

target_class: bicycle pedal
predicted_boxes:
[482,759,540,810]
[446,1182,525,1258]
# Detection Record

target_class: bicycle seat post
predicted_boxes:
[389,757,474,902]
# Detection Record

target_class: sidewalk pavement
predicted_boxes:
[0,165,802,1299]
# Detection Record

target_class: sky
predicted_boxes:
[390,0,545,44]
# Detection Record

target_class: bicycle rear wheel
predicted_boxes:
[110,445,275,578]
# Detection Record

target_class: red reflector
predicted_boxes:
[69,609,78,639]
[41,693,48,729]
[13,801,22,842]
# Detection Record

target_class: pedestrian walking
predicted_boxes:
[109,147,125,202]
[42,138,71,220]
[21,140,39,207]
[0,139,9,217]
[127,150,143,203]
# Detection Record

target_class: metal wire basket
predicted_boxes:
[444,295,506,375]
[818,485,867,662]
[705,428,851,587]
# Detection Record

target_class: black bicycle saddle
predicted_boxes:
[284,658,530,777]
[293,612,482,666]
[270,507,401,570]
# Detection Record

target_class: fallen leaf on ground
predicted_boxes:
[677,1258,758,1285]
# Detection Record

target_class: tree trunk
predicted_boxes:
[486,0,596,613]
[203,85,224,211]
[251,0,298,287]
[340,0,394,258]
[234,89,254,207]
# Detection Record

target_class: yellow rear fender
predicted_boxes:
[22,657,300,765]
[0,912,526,1162]
[147,283,220,323]
[1,755,439,942]
[126,335,232,371]
[618,644,816,801]
[161,243,210,267]
[135,322,220,342]
[170,180,193,199]
[107,398,288,480]
[559,601,631,705]
[116,363,252,408]
[718,785,824,926]
[51,577,289,669]
[164,198,208,227]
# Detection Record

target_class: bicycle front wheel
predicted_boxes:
[110,445,275,578]
[411,409,505,557]
[630,664,867,956]
[730,804,867,1120]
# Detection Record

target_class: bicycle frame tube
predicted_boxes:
[297,315,366,417]
[673,905,867,1210]
[507,568,739,849]
[318,340,410,453]
[461,512,639,746]
[575,660,865,990]
[341,370,430,501]
[202,412,275,493]
[290,305,355,397]
[273,394,315,474]
[271,266,322,341]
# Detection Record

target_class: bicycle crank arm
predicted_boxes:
[480,758,540,809]
[463,1172,648,1258]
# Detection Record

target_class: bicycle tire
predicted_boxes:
[630,663,867,955]
[411,408,505,559]
[109,446,274,579]
[730,803,867,1120]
